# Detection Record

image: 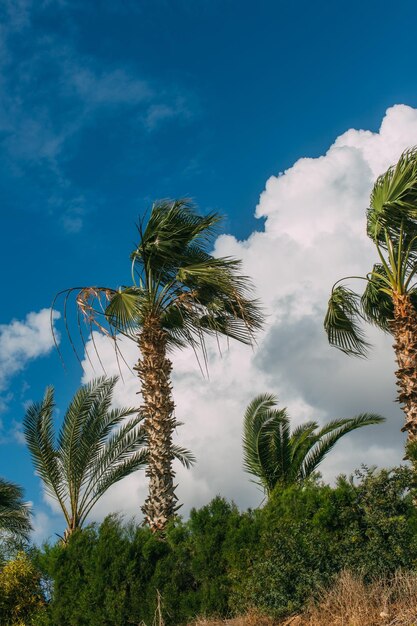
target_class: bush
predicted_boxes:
[244,466,417,617]
[0,552,46,625]
[32,466,417,624]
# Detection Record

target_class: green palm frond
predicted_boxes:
[23,388,67,509]
[289,422,319,481]
[171,445,196,469]
[105,288,147,337]
[242,395,385,497]
[243,394,277,472]
[324,285,369,356]
[0,479,31,540]
[300,413,385,480]
[369,147,417,241]
[361,265,394,331]
[24,378,150,536]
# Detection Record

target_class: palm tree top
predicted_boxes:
[53,199,264,366]
[23,376,195,537]
[324,147,417,358]
[243,394,385,496]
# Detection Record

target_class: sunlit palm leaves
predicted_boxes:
[53,199,263,365]
[325,147,417,357]
[23,377,194,538]
[54,199,263,531]
[243,394,384,496]
[0,479,31,540]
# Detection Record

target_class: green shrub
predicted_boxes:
[31,465,417,624]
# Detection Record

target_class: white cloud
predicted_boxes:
[31,509,61,545]
[45,104,417,527]
[0,309,60,409]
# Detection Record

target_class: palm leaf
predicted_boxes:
[361,265,394,331]
[242,394,278,490]
[369,147,417,241]
[324,285,369,356]
[0,478,31,540]
[300,413,385,480]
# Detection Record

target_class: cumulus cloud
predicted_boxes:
[0,309,59,408]
[44,104,417,527]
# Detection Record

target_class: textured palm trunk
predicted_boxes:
[135,316,177,532]
[392,292,417,441]
[62,518,78,544]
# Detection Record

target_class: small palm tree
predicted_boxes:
[55,200,263,532]
[23,376,194,541]
[0,479,31,540]
[324,148,417,442]
[243,394,385,496]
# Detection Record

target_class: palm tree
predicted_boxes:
[324,147,417,442]
[0,479,31,540]
[54,200,263,532]
[23,376,194,541]
[243,394,384,497]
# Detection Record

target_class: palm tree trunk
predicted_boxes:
[135,315,177,532]
[392,292,417,440]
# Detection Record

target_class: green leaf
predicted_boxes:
[324,285,369,356]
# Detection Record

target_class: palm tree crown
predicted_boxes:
[23,376,194,540]
[324,147,417,440]
[243,394,385,496]
[54,199,264,532]
[0,479,31,541]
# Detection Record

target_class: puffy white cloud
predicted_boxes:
[0,309,60,395]
[49,104,417,526]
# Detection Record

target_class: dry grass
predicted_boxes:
[191,611,276,626]
[303,570,417,626]
[191,570,417,626]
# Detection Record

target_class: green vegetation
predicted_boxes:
[4,157,417,624]
[242,393,385,495]
[14,465,417,625]
[0,552,45,626]
[23,376,194,541]
[0,479,31,541]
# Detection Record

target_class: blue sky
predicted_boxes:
[3,0,417,540]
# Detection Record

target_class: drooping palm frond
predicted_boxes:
[23,387,68,514]
[243,394,281,492]
[299,413,385,480]
[324,285,370,356]
[242,396,385,497]
[0,478,31,540]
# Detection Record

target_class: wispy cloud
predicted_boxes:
[0,2,197,234]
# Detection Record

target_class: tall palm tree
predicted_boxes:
[0,479,31,540]
[23,376,194,541]
[324,147,417,442]
[243,394,384,497]
[54,200,263,532]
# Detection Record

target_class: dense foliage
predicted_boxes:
[14,465,417,625]
[0,552,45,626]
